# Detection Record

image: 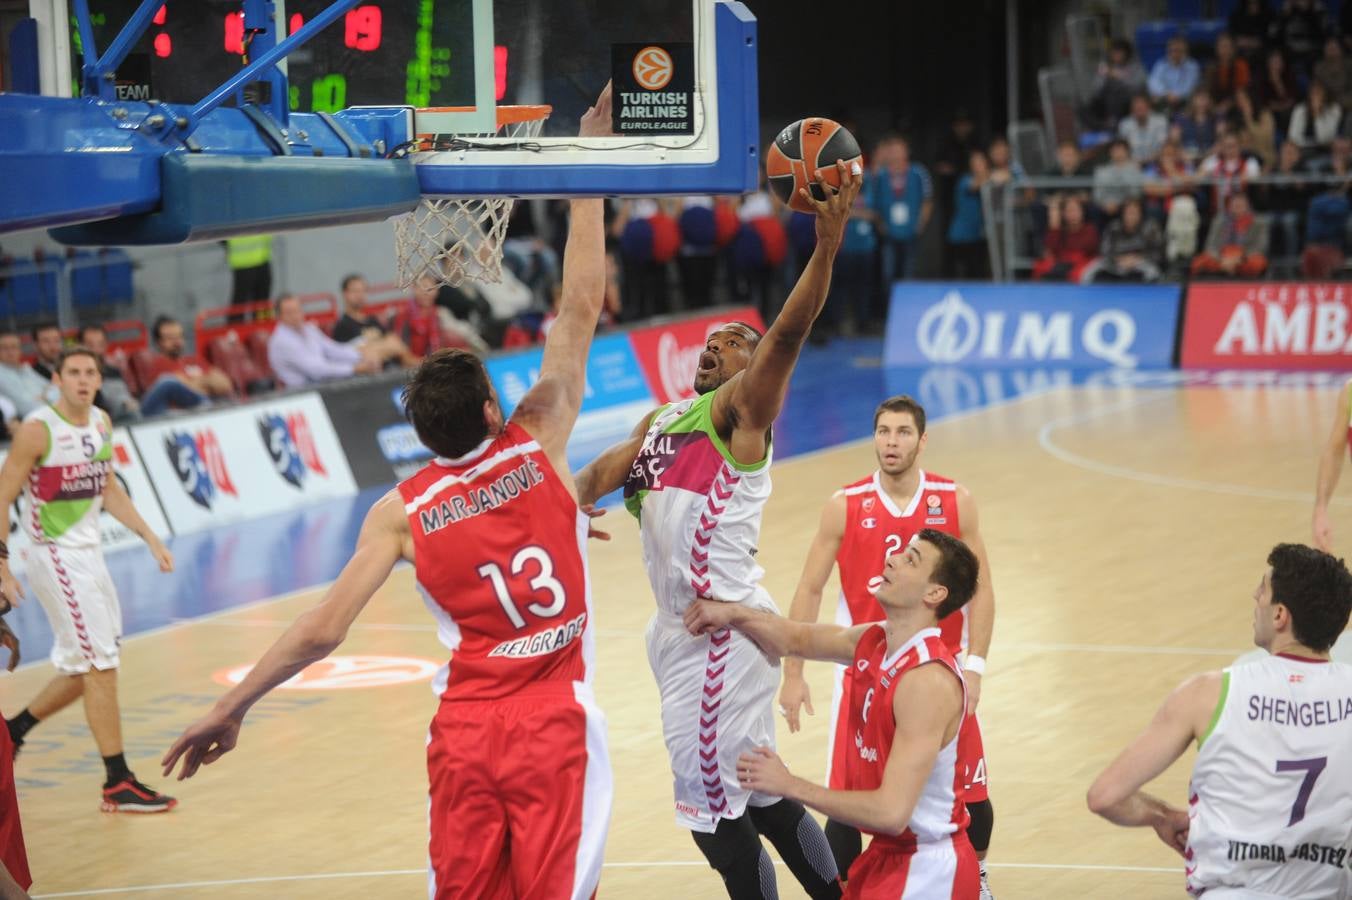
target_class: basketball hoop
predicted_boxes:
[393,105,552,289]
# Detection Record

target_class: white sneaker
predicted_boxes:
[979,861,995,900]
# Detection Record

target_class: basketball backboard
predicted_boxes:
[0,0,758,243]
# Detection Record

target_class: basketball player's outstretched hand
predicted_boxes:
[578,81,614,139]
[1152,805,1190,856]
[801,159,863,250]
[149,537,174,573]
[737,746,792,795]
[683,598,735,636]
[581,504,611,541]
[162,710,241,781]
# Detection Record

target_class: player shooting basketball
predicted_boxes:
[573,159,861,899]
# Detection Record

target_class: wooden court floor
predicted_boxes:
[9,381,1350,899]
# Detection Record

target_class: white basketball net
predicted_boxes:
[393,112,550,289]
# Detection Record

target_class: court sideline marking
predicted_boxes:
[31,861,1178,897]
[1037,394,1352,505]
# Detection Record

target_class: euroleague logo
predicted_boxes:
[214,655,441,690]
[258,411,328,489]
[633,45,674,90]
[926,493,943,515]
[165,429,236,510]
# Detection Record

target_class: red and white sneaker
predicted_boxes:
[100,778,177,813]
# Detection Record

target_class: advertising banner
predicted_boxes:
[131,392,356,533]
[884,283,1181,369]
[1180,282,1352,370]
[628,306,768,403]
[3,427,170,574]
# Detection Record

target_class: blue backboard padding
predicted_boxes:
[51,152,421,245]
[412,1,759,197]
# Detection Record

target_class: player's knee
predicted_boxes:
[692,814,762,873]
[966,798,994,853]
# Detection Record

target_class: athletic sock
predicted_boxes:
[103,753,133,787]
[6,709,38,742]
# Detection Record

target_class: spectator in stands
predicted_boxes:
[1327,134,1352,175]
[331,274,419,364]
[1204,32,1251,115]
[1148,35,1201,111]
[1269,0,1329,80]
[1053,140,1094,182]
[1120,93,1170,163]
[226,234,273,305]
[1172,91,1219,162]
[76,324,138,423]
[934,109,983,237]
[945,149,990,280]
[868,134,933,283]
[148,315,235,404]
[1234,88,1278,170]
[1301,184,1351,277]
[1265,140,1315,259]
[1198,132,1262,214]
[393,273,485,358]
[1080,198,1164,283]
[1255,48,1302,136]
[1191,190,1269,278]
[1316,36,1352,110]
[1230,0,1273,60]
[1092,38,1148,129]
[1093,139,1145,218]
[1289,80,1344,153]
[1144,140,1198,216]
[28,322,63,381]
[331,274,386,343]
[502,199,560,306]
[1032,196,1098,282]
[266,294,385,389]
[0,330,57,421]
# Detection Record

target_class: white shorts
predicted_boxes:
[24,543,121,674]
[645,592,781,834]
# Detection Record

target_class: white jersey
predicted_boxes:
[622,391,772,615]
[20,406,113,549]
[1186,654,1352,899]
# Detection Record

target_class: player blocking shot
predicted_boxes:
[1088,544,1352,899]
[164,85,616,900]
[779,395,998,895]
[684,529,983,898]
[573,159,862,899]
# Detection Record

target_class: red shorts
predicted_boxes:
[426,683,611,900]
[830,675,988,804]
[0,728,31,892]
[959,711,988,804]
[844,832,979,900]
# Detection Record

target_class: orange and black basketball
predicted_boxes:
[765,118,862,214]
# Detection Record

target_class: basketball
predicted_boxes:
[765,118,863,214]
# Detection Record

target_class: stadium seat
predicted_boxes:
[127,349,160,398]
[1135,22,1177,72]
[208,336,273,396]
[245,329,274,376]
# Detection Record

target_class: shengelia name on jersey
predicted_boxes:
[418,458,545,534]
[1247,693,1352,727]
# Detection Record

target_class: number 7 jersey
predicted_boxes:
[1185,654,1352,898]
[397,422,594,702]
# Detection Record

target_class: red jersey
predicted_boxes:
[397,422,593,702]
[836,470,967,654]
[844,624,968,850]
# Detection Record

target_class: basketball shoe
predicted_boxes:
[101,778,177,813]
[979,860,995,899]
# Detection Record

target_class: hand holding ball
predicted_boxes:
[766,118,863,214]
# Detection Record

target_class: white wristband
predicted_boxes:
[964,654,987,676]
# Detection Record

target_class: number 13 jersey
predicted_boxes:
[398,422,594,702]
[1186,654,1352,898]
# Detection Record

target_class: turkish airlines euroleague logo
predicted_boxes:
[633,46,674,90]
[214,655,441,690]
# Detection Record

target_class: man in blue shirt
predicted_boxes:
[1148,35,1201,110]
[868,134,933,289]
